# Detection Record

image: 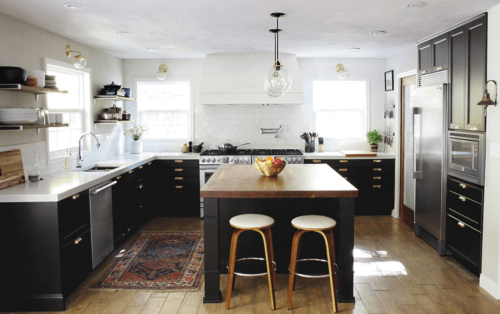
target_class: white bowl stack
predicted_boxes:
[27,70,45,88]
[0,108,38,125]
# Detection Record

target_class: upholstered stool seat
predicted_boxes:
[291,215,337,230]
[230,214,275,229]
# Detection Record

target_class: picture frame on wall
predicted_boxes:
[385,70,394,91]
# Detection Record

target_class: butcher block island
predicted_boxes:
[201,164,358,304]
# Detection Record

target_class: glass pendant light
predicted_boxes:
[264,13,292,97]
[65,45,87,69]
[157,64,168,80]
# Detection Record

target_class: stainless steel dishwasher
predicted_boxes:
[89,180,117,269]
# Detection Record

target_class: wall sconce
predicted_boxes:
[157,64,168,80]
[65,45,87,68]
[335,63,346,79]
[477,80,497,110]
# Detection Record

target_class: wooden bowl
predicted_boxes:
[254,159,287,177]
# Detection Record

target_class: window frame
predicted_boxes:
[135,78,194,142]
[43,58,92,162]
[310,77,370,142]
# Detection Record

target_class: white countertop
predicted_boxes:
[0,152,200,203]
[304,152,396,159]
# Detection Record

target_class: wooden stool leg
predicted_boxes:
[287,229,307,310]
[226,229,245,309]
[265,227,277,291]
[293,235,303,291]
[256,228,276,310]
[318,229,338,313]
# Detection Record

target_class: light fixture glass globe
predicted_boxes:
[264,66,292,97]
[337,71,347,79]
[73,56,87,68]
[157,72,167,80]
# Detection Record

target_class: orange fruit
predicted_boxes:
[266,156,274,161]
[276,156,283,160]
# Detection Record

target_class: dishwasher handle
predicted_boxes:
[91,181,117,195]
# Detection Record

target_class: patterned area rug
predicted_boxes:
[92,232,204,291]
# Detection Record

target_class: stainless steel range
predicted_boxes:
[199,149,304,217]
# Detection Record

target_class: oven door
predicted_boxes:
[449,138,478,177]
[199,165,219,218]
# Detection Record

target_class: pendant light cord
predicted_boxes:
[276,17,279,63]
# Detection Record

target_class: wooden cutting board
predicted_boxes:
[0,150,26,190]
[339,150,378,157]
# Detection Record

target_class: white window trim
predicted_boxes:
[43,58,93,162]
[134,78,194,142]
[309,76,370,143]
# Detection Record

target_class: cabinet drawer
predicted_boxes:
[307,159,394,168]
[159,160,199,168]
[333,167,394,177]
[168,176,200,184]
[357,184,395,206]
[345,176,393,185]
[447,178,483,203]
[58,189,90,248]
[446,214,481,271]
[162,167,199,177]
[61,229,92,296]
[447,191,482,228]
[168,183,200,191]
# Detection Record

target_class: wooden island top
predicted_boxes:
[200,164,358,199]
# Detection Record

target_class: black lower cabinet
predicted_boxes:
[305,159,395,215]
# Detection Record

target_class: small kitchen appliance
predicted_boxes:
[448,131,486,185]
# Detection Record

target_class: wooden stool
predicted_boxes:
[226,214,277,310]
[287,215,338,312]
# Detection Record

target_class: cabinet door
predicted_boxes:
[466,17,487,131]
[449,26,467,130]
[58,190,90,248]
[418,40,433,75]
[432,33,449,72]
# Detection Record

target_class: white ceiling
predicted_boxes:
[1,0,499,59]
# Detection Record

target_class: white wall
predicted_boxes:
[0,12,124,174]
[123,58,386,152]
[480,3,500,299]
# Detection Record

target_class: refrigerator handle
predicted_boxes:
[413,107,422,179]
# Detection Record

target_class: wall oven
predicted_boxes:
[448,131,486,185]
[199,164,219,218]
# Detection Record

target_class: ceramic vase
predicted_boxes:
[370,144,378,152]
[131,140,143,154]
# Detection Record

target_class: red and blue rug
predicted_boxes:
[92,232,204,291]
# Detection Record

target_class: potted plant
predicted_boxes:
[366,130,383,152]
[124,125,148,154]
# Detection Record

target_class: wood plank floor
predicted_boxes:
[5,216,500,314]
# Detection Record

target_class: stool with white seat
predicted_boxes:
[287,215,338,312]
[226,214,277,310]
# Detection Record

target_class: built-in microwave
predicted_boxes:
[448,131,486,185]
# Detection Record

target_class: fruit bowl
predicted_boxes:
[254,157,287,177]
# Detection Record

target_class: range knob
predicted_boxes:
[298,158,302,163]
[239,158,244,163]
[217,158,221,162]
[293,158,296,163]
[230,158,233,162]
[244,158,249,163]
[212,158,216,162]
[287,158,292,163]
[201,158,206,163]
[235,159,239,163]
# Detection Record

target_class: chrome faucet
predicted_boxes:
[76,132,101,168]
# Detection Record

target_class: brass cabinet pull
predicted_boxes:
[421,70,428,74]
[140,205,143,208]
[72,194,80,200]
[175,160,183,163]
[174,168,183,172]
[339,168,348,172]
[458,221,465,228]
[138,184,144,189]
[175,177,183,180]
[74,237,82,245]
[129,170,133,174]
[116,176,121,180]
[373,177,382,180]
[148,162,152,166]
[139,166,143,169]
[373,185,382,188]
[373,160,382,163]
[343,177,348,180]
[459,196,466,202]
[373,168,382,171]
[459,183,467,189]
[175,186,183,189]
[312,160,322,163]
[340,160,348,163]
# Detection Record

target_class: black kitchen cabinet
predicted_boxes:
[432,33,450,72]
[450,25,467,130]
[446,177,483,276]
[305,159,395,215]
[418,40,433,75]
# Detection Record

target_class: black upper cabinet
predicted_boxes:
[450,26,467,130]
[418,40,433,75]
[432,33,450,72]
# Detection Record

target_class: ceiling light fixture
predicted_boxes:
[116,31,131,35]
[406,2,427,8]
[65,45,87,68]
[336,64,347,79]
[146,48,158,52]
[64,3,85,9]
[157,64,168,81]
[370,31,386,36]
[264,12,292,97]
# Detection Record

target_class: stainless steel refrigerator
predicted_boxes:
[413,83,448,256]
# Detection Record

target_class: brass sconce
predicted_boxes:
[335,63,346,79]
[477,80,497,110]
[157,64,168,80]
[65,45,87,68]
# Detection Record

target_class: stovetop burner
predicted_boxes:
[200,150,252,156]
[252,149,303,156]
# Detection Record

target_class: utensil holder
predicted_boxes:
[305,142,315,153]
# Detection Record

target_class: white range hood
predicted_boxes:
[200,53,304,105]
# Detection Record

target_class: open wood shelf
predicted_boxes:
[94,96,135,101]
[94,120,135,124]
[0,84,68,95]
[0,123,69,133]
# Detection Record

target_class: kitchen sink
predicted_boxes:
[73,164,124,173]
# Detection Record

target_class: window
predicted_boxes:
[313,80,368,141]
[45,59,91,158]
[137,80,192,140]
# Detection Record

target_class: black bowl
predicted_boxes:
[0,66,27,84]
[103,81,122,91]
